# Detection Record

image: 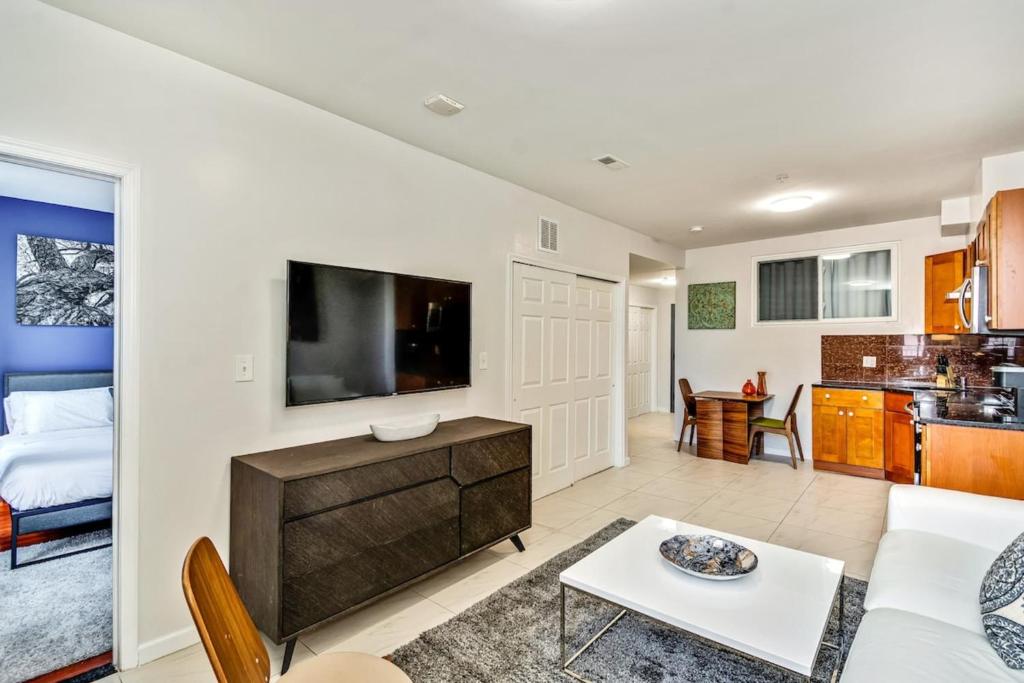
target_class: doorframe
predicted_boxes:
[504,254,628,472]
[626,303,658,417]
[0,136,142,671]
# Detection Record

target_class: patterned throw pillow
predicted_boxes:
[981,532,1024,669]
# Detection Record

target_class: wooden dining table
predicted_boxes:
[693,391,774,464]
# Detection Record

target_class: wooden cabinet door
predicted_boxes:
[884,409,915,484]
[924,249,967,334]
[989,189,1024,330]
[812,404,846,464]
[845,408,884,469]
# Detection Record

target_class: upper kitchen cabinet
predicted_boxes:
[924,249,967,334]
[979,188,1024,330]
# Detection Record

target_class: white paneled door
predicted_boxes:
[573,277,615,479]
[627,305,653,418]
[512,263,617,499]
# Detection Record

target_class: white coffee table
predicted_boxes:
[559,515,846,682]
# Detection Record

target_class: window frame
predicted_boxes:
[750,241,900,327]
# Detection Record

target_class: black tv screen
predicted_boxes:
[286,261,471,406]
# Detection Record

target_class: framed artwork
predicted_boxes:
[688,281,736,329]
[16,234,114,326]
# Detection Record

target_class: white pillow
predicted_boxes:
[9,387,113,435]
[3,396,15,434]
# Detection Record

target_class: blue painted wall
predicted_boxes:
[0,196,114,427]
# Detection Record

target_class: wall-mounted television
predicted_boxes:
[286,260,471,406]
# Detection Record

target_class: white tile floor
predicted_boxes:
[101,412,888,681]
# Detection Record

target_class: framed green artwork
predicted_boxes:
[688,281,736,329]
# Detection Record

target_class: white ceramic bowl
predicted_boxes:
[370,413,441,442]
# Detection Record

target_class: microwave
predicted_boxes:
[954,264,994,334]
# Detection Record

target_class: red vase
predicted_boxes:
[742,379,757,396]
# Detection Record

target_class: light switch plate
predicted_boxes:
[234,354,254,382]
[862,355,877,368]
[479,351,488,370]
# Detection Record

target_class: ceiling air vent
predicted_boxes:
[593,154,630,171]
[538,217,560,254]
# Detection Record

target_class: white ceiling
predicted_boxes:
[42,0,1024,248]
[0,160,114,212]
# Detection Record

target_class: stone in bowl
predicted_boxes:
[659,534,758,581]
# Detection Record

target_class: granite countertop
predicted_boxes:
[813,380,952,393]
[913,389,1024,431]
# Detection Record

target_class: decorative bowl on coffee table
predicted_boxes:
[659,534,758,580]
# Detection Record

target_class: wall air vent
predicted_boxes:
[538,217,560,253]
[593,154,630,171]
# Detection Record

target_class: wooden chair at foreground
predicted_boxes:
[182,536,412,683]
[676,378,699,451]
[747,384,805,469]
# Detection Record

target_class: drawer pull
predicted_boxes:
[849,411,855,417]
[838,410,845,416]
[861,395,868,401]
[824,393,831,399]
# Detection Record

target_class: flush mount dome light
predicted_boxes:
[768,195,815,212]
[689,225,704,233]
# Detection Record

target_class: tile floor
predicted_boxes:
[99,412,889,681]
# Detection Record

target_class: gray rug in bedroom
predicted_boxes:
[392,519,866,682]
[0,529,112,683]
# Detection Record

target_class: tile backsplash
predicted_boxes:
[821,334,1024,387]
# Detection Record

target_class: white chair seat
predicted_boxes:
[280,652,412,683]
[841,608,1024,683]
[864,529,997,634]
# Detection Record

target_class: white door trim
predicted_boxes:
[0,136,142,670]
[505,253,627,471]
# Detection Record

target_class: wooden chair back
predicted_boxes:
[784,384,804,425]
[679,378,697,415]
[182,537,270,683]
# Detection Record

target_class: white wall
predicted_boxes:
[676,215,966,457]
[0,0,683,662]
[628,284,675,413]
[970,150,1024,226]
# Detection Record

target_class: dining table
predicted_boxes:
[692,391,775,464]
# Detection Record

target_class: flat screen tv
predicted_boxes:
[286,260,471,406]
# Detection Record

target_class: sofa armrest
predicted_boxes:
[886,485,1024,552]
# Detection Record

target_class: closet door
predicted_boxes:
[627,305,653,417]
[512,263,575,499]
[574,277,615,479]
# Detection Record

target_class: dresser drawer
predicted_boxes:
[451,429,530,486]
[460,467,530,555]
[283,447,450,519]
[812,387,884,410]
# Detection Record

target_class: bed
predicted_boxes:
[1,371,114,569]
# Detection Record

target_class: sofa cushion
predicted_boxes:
[841,608,1024,682]
[864,529,998,634]
[981,532,1024,669]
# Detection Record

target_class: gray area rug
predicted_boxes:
[392,519,866,682]
[0,530,113,683]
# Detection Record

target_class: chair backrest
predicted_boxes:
[679,378,697,414]
[784,384,804,424]
[182,537,270,683]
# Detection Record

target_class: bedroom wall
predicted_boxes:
[0,0,683,663]
[0,196,115,429]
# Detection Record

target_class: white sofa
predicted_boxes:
[842,485,1024,682]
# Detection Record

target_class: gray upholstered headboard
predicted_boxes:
[3,371,114,398]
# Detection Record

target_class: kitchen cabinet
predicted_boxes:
[972,188,1024,330]
[883,391,915,484]
[924,249,967,334]
[811,387,884,477]
[921,423,1024,499]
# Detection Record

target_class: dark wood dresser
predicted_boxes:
[230,416,531,667]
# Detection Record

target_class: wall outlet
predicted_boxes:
[479,351,488,371]
[234,354,254,382]
[862,355,877,368]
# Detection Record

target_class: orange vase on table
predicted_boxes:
[756,371,768,396]
[742,379,757,396]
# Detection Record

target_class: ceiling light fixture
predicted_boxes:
[689,225,704,233]
[424,93,464,116]
[821,253,851,261]
[768,195,815,213]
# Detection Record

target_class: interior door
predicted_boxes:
[573,276,614,479]
[627,305,653,417]
[512,263,576,499]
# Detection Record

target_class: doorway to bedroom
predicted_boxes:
[0,159,117,683]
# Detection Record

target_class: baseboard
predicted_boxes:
[136,625,199,666]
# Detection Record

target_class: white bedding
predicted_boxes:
[0,426,112,511]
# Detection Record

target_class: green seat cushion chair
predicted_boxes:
[750,416,786,429]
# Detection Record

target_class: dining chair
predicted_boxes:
[747,384,805,469]
[676,378,699,451]
[182,537,412,683]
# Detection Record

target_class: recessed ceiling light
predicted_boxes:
[689,225,704,233]
[768,195,815,212]
[822,253,851,261]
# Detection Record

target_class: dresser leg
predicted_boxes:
[510,534,526,552]
[281,638,296,675]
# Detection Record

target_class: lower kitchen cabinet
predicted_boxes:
[811,387,884,477]
[921,423,1024,499]
[884,391,915,484]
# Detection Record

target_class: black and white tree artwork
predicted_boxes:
[15,234,114,326]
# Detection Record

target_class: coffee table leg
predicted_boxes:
[560,583,567,670]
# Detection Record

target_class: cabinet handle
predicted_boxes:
[824,393,831,399]
[861,395,868,401]
[838,410,845,416]
[849,411,855,417]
